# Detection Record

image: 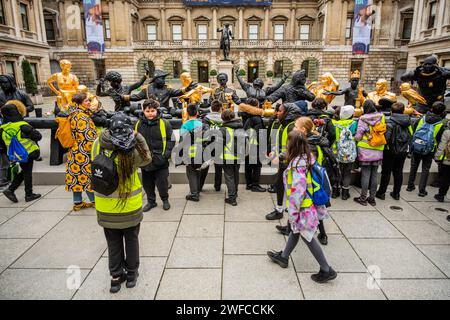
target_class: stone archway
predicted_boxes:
[137,58,155,78]
[300,57,320,82]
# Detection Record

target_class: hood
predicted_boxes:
[0,103,24,122]
[138,112,161,126]
[204,112,223,125]
[424,112,444,125]
[282,104,304,126]
[0,74,17,91]
[307,132,329,147]
[223,118,243,129]
[360,112,384,126]
[390,113,411,127]
[99,130,115,150]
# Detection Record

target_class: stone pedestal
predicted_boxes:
[217,60,234,88]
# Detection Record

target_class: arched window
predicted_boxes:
[301,58,319,82]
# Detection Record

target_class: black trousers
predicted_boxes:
[407,152,433,192]
[437,164,450,197]
[275,167,286,207]
[104,224,140,278]
[214,164,222,190]
[186,164,209,196]
[9,160,34,195]
[223,164,240,200]
[245,156,262,187]
[142,168,169,203]
[378,151,407,196]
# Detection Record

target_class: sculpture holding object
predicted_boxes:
[307,72,340,104]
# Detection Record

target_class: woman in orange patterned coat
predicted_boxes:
[66,92,98,211]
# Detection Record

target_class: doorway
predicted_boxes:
[247,61,259,83]
[94,59,106,81]
[198,61,209,83]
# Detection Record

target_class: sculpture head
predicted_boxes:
[217,73,228,87]
[291,70,307,86]
[105,71,122,89]
[224,23,230,29]
[180,72,193,87]
[350,78,359,89]
[320,73,333,86]
[59,59,72,74]
[152,69,169,88]
[0,74,16,94]
[422,55,438,74]
[253,78,264,90]
[77,85,89,94]
[375,79,388,94]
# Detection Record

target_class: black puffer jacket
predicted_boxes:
[0,74,34,116]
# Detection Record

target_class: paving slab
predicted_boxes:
[224,222,285,255]
[381,279,450,300]
[139,222,179,257]
[142,198,185,222]
[12,215,106,269]
[0,268,89,300]
[167,237,222,268]
[417,245,450,278]
[298,273,386,300]
[291,235,366,273]
[331,211,404,239]
[400,187,443,202]
[328,191,377,211]
[184,198,224,215]
[167,184,193,198]
[0,239,37,273]
[391,220,450,245]
[0,211,68,239]
[222,255,303,300]
[323,217,342,235]
[24,197,75,212]
[409,202,450,231]
[177,215,224,238]
[156,269,222,300]
[349,239,446,279]
[0,208,23,226]
[69,207,96,216]
[43,185,76,199]
[74,257,166,300]
[375,198,429,221]
[225,197,275,222]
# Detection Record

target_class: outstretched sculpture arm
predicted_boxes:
[400,70,416,82]
[265,76,287,96]
[299,86,316,102]
[96,81,109,97]
[125,88,147,102]
[127,75,148,94]
[325,88,346,96]
[236,73,250,92]
[266,87,285,103]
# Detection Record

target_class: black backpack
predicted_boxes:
[389,123,412,154]
[91,149,119,196]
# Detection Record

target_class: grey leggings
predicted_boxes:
[282,232,330,272]
[361,165,379,198]
[339,162,353,189]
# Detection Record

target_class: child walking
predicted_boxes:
[434,124,450,202]
[267,130,337,283]
[0,100,42,202]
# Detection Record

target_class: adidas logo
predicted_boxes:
[94,169,103,178]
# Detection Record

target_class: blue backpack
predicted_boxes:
[6,131,29,163]
[306,162,332,206]
[411,120,441,155]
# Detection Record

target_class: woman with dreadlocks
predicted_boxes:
[91,113,152,293]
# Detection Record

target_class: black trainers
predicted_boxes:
[311,267,337,283]
[25,193,41,202]
[341,188,350,200]
[3,189,18,203]
[267,251,288,268]
[143,202,157,212]
[418,190,428,197]
[367,197,376,206]
[276,225,290,236]
[390,192,400,200]
[375,192,385,200]
[267,185,276,193]
[406,185,415,192]
[186,194,200,202]
[251,185,266,192]
[266,209,283,220]
[225,198,237,206]
[434,194,445,202]
[331,187,340,199]
[353,196,367,206]
[246,184,252,190]
[110,273,127,293]
[317,233,328,245]
[126,271,139,288]
[162,200,170,210]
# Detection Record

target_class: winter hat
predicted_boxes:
[4,100,27,118]
[339,105,355,120]
[293,100,308,114]
[108,112,136,152]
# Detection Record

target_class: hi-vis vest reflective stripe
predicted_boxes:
[316,146,324,166]
[280,121,296,153]
[331,119,354,154]
[135,119,167,154]
[248,128,258,146]
[221,127,238,160]
[189,134,204,159]
[91,139,143,215]
[416,118,443,151]
[357,115,386,151]
[0,121,39,155]
[286,168,313,209]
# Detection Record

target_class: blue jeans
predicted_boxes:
[73,191,95,204]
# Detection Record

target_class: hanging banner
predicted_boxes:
[352,0,374,54]
[83,0,104,54]
[183,0,272,6]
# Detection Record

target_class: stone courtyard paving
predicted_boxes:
[0,184,449,300]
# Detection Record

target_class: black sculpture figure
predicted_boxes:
[208,73,241,108]
[122,69,196,117]
[96,69,149,112]
[400,55,450,114]
[235,66,289,106]
[324,71,368,107]
[217,24,233,61]
[0,74,34,116]
[266,70,316,103]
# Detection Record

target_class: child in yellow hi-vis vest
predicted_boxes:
[0,100,42,203]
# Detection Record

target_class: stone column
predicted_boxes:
[264,6,269,39]
[182,51,189,71]
[32,0,42,42]
[322,2,328,41]
[415,0,425,41]
[187,7,192,39]
[389,0,399,46]
[374,0,383,44]
[341,0,349,45]
[107,0,116,44]
[238,7,244,39]
[212,7,218,39]
[160,6,166,40]
[10,0,21,37]
[411,0,419,41]
[37,0,47,43]
[436,0,446,36]
[57,0,66,45]
[289,6,296,40]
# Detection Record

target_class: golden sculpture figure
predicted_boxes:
[367,78,397,107]
[400,83,427,115]
[178,72,214,122]
[47,60,79,111]
[307,72,339,104]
